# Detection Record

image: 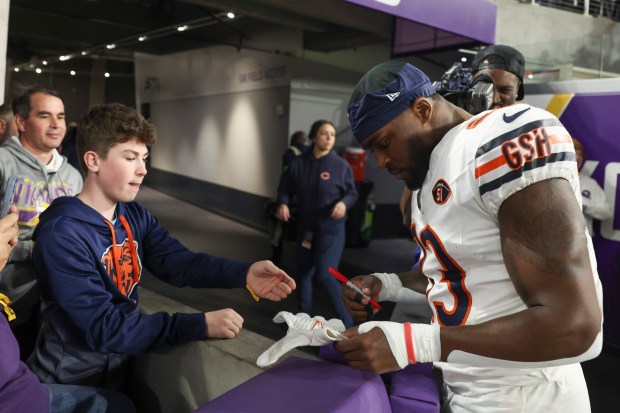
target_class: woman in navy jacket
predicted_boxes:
[276,120,358,327]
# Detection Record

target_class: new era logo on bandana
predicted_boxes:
[385,92,400,101]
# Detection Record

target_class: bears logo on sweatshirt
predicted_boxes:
[101,240,141,297]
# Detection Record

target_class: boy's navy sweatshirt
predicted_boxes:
[27,196,250,387]
[276,150,357,241]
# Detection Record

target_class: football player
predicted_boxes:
[337,61,602,412]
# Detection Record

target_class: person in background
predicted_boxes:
[276,120,357,328]
[0,87,83,361]
[337,61,602,412]
[270,130,310,264]
[0,103,18,144]
[573,137,613,236]
[60,121,81,173]
[470,44,525,109]
[27,103,296,391]
[0,206,136,413]
[282,130,309,172]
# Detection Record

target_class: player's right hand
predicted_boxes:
[335,324,400,374]
[342,275,382,322]
[205,308,244,339]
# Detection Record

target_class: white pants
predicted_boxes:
[440,363,590,413]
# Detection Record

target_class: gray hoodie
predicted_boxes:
[0,136,82,323]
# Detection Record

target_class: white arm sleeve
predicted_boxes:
[372,272,422,302]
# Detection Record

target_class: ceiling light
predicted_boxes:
[81,51,88,56]
[138,36,147,41]
[13,67,19,72]
[177,25,188,32]
[457,48,477,55]
[227,12,235,19]
[59,55,70,61]
[70,70,76,76]
[106,44,116,49]
[42,60,48,65]
[35,68,42,74]
[461,57,467,63]
[528,74,534,79]
[104,72,110,78]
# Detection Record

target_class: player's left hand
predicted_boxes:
[335,325,400,374]
[246,260,296,301]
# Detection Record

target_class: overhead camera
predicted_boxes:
[432,62,494,115]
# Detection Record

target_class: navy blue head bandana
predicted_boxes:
[347,61,436,144]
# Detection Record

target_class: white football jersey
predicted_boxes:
[410,103,600,327]
[410,104,603,399]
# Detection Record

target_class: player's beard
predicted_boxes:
[402,135,432,190]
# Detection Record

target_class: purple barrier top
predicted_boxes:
[320,343,440,413]
[389,364,440,413]
[194,356,391,413]
[345,0,496,44]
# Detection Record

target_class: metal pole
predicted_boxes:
[599,34,606,78]
[0,0,10,103]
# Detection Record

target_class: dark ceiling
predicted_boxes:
[7,0,476,79]
[7,0,394,67]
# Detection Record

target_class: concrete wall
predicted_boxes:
[134,43,416,235]
[135,45,370,199]
[496,0,620,76]
[131,288,318,413]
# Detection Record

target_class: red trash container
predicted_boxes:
[344,147,366,182]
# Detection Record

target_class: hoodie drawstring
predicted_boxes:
[104,215,140,295]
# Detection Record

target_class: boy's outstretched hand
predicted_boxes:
[246,260,296,301]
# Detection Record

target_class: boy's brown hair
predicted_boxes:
[77,103,156,173]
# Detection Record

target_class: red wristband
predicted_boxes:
[404,322,416,364]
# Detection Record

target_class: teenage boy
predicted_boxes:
[28,103,296,389]
[1,206,136,412]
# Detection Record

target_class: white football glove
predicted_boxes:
[256,311,346,367]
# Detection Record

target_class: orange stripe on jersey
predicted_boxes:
[474,131,573,179]
[475,154,506,179]
[549,133,572,144]
[466,111,493,130]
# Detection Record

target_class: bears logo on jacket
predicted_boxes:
[101,240,141,297]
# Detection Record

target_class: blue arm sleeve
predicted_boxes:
[140,211,250,289]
